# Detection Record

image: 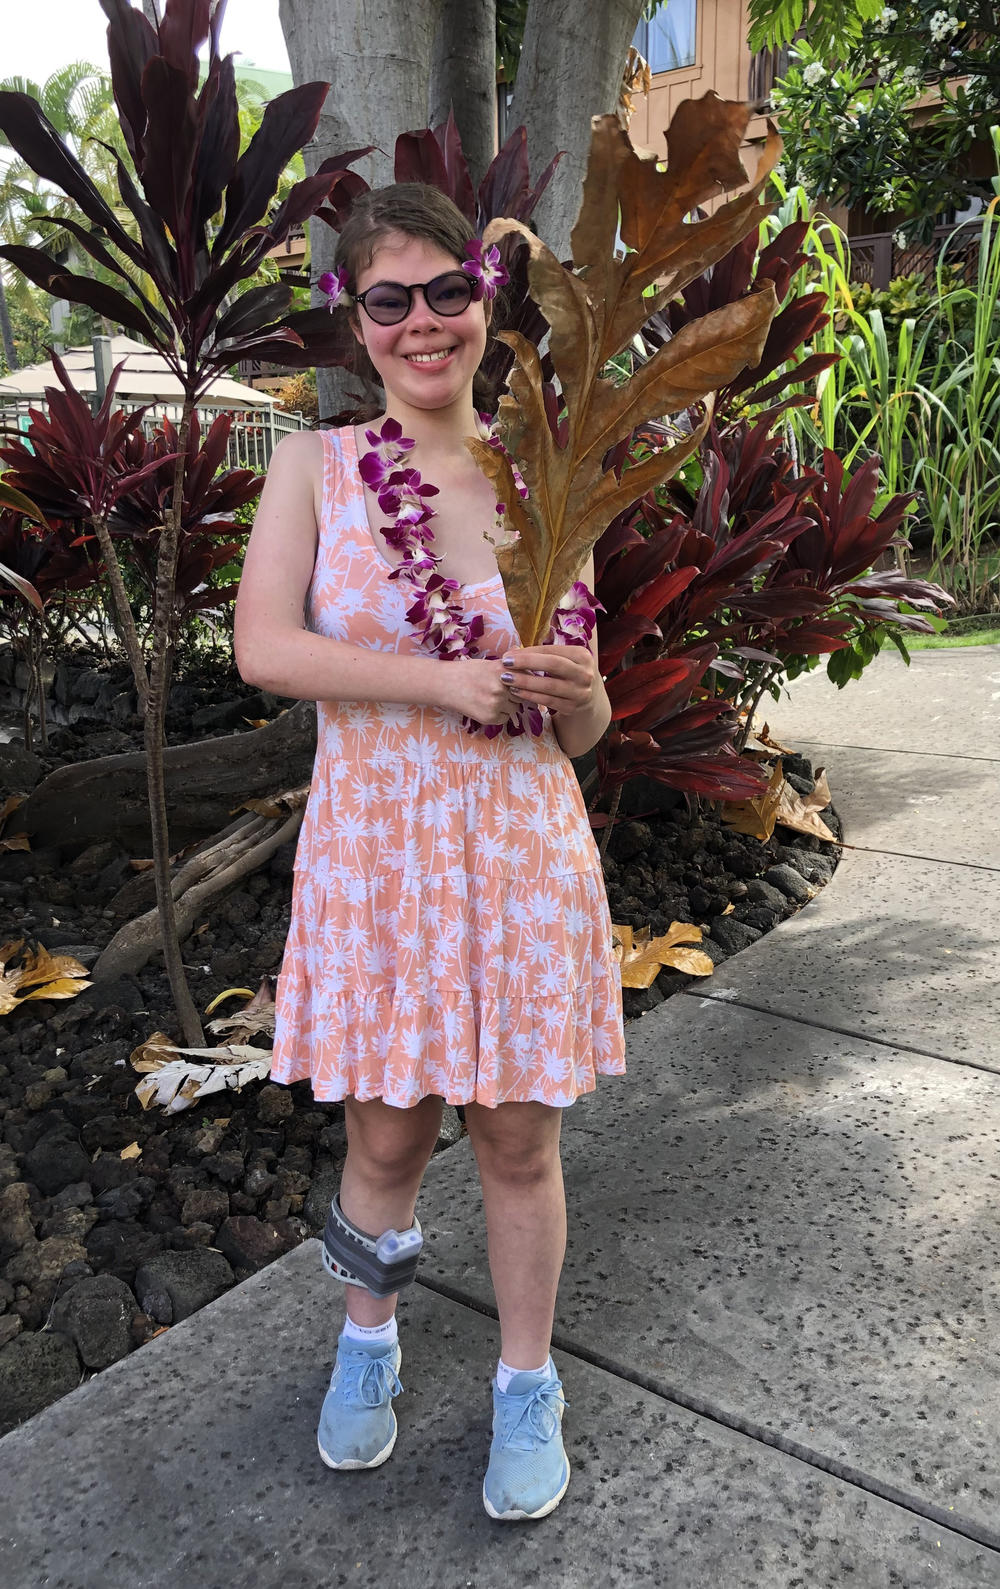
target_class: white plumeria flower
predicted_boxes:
[929,10,958,42]
[803,61,826,86]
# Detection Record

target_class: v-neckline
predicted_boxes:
[346,424,505,595]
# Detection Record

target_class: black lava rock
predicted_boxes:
[215,1214,301,1276]
[0,1329,81,1436]
[49,1274,138,1369]
[134,1247,235,1323]
[745,879,789,914]
[21,1132,92,1198]
[708,916,763,956]
[85,1219,163,1283]
[765,864,813,903]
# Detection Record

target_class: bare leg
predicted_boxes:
[338,1094,443,1328]
[464,1101,566,1369]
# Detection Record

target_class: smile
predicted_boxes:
[404,348,456,364]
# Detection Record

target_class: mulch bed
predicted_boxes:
[0,646,840,1433]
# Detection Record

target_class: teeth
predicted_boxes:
[406,349,453,364]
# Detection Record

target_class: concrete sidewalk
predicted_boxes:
[2,648,999,1588]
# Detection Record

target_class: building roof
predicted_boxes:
[0,337,274,410]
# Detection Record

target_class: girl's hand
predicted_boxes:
[498,645,598,718]
[442,656,525,727]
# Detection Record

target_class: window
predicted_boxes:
[632,0,698,75]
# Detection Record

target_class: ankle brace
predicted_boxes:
[321,1194,423,1298]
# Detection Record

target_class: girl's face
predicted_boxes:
[351,232,489,414]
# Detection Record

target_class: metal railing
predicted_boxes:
[0,399,307,473]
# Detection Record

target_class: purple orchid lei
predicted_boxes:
[359,418,603,738]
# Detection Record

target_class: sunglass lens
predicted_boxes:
[364,285,410,323]
[426,273,474,315]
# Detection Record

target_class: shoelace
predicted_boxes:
[498,1382,569,1451]
[337,1350,403,1408]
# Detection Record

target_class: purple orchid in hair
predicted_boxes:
[317,266,350,311]
[462,239,509,302]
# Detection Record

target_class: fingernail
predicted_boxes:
[500,672,514,683]
[502,655,515,665]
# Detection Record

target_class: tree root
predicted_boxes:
[94,807,304,980]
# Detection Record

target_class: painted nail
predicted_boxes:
[500,672,514,683]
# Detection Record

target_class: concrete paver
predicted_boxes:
[702,847,1000,1066]
[794,745,1000,868]
[1,1242,996,1589]
[417,998,1000,1537]
[771,648,1000,758]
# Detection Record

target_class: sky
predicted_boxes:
[3,0,291,86]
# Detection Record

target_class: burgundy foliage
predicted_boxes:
[0,355,170,525]
[110,411,263,621]
[0,0,365,386]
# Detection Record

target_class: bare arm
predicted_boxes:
[234,431,461,711]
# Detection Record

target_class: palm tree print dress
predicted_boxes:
[271,427,626,1109]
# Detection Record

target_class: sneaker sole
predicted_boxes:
[482,1458,571,1521]
[317,1413,398,1471]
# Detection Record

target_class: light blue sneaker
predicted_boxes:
[482,1363,570,1520]
[317,1332,403,1470]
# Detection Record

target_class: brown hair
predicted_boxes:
[334,183,473,286]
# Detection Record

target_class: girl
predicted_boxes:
[234,183,626,1522]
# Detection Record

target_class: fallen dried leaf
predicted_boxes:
[612,920,714,987]
[0,941,92,1015]
[207,978,276,1043]
[120,1141,142,1160]
[775,768,837,843]
[0,834,30,852]
[721,759,785,842]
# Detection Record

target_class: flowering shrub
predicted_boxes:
[765,2,1000,237]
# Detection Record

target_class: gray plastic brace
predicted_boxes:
[321,1194,423,1298]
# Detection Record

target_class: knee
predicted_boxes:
[473,1129,561,1190]
[346,1101,440,1185]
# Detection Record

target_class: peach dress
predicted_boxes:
[270,427,626,1109]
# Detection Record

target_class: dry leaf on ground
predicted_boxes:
[775,768,837,843]
[130,1031,273,1113]
[612,921,715,987]
[0,940,92,1015]
[120,1141,142,1160]
[206,978,276,1043]
[721,759,785,842]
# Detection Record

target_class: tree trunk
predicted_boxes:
[428,0,497,190]
[16,700,317,851]
[146,400,203,1046]
[278,0,445,419]
[509,0,646,259]
[0,275,19,372]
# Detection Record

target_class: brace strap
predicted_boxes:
[321,1194,423,1298]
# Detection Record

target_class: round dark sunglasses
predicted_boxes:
[355,271,475,325]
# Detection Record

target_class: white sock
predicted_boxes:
[342,1314,398,1346]
[496,1355,552,1393]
